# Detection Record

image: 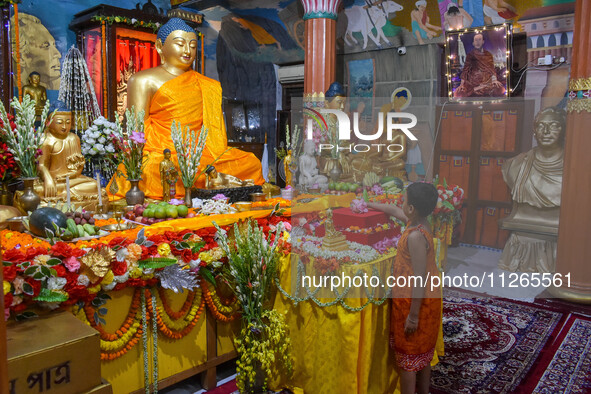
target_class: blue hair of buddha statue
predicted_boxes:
[157,18,195,43]
[325,82,346,99]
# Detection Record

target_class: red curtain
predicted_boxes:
[116,35,159,84]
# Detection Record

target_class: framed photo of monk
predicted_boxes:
[445,24,510,99]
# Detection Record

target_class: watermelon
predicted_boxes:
[380,176,396,185]
[29,207,68,237]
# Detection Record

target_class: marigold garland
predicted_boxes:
[75,290,145,361]
[201,280,239,322]
[150,289,205,339]
[157,286,195,320]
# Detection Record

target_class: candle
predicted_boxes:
[65,176,71,209]
[96,173,103,207]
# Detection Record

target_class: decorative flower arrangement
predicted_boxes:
[171,121,208,189]
[81,116,117,158]
[0,141,20,183]
[433,178,465,215]
[111,107,147,180]
[350,198,368,214]
[214,219,292,393]
[293,235,380,267]
[373,234,401,254]
[0,96,51,178]
[91,15,163,33]
[200,199,235,216]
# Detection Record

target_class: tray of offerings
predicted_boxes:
[191,185,263,203]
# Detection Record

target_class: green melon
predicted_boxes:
[29,207,68,237]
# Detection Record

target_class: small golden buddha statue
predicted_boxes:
[205,165,254,189]
[30,103,107,211]
[376,88,411,180]
[317,82,354,182]
[499,107,566,273]
[159,148,179,201]
[22,72,47,120]
[322,209,348,251]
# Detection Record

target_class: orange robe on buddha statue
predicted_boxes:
[108,71,264,200]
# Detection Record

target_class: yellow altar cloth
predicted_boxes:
[271,254,444,393]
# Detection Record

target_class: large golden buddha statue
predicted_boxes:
[107,18,263,200]
[32,103,107,210]
[499,107,565,273]
[22,72,47,120]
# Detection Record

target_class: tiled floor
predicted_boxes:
[446,244,546,301]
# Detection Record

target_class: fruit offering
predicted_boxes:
[124,201,192,225]
[327,181,362,194]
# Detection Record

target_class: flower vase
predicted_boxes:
[184,187,192,208]
[328,158,341,183]
[0,182,12,206]
[125,179,145,205]
[20,177,41,213]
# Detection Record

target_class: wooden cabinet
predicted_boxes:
[434,101,534,248]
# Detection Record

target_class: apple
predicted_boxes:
[186,212,196,218]
[147,218,156,225]
[134,204,145,216]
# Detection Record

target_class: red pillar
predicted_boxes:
[300,0,341,97]
[553,0,591,303]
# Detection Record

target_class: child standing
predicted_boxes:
[368,182,441,394]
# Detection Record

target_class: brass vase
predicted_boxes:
[0,182,12,206]
[125,179,145,206]
[20,177,41,213]
[183,187,192,208]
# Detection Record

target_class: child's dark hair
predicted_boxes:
[406,182,438,217]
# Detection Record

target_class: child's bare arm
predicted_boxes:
[367,202,408,222]
[405,231,429,334]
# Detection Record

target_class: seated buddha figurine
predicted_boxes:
[498,107,565,273]
[298,140,329,191]
[34,102,107,210]
[107,18,263,200]
[205,165,254,189]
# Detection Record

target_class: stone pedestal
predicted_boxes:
[499,203,558,273]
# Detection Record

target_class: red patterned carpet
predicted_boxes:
[431,289,565,394]
[205,379,238,394]
[527,314,591,394]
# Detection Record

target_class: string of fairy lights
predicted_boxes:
[445,23,511,100]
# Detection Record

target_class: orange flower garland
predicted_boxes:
[76,288,146,361]
[83,288,141,341]
[149,290,205,340]
[157,286,195,320]
[201,280,239,322]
